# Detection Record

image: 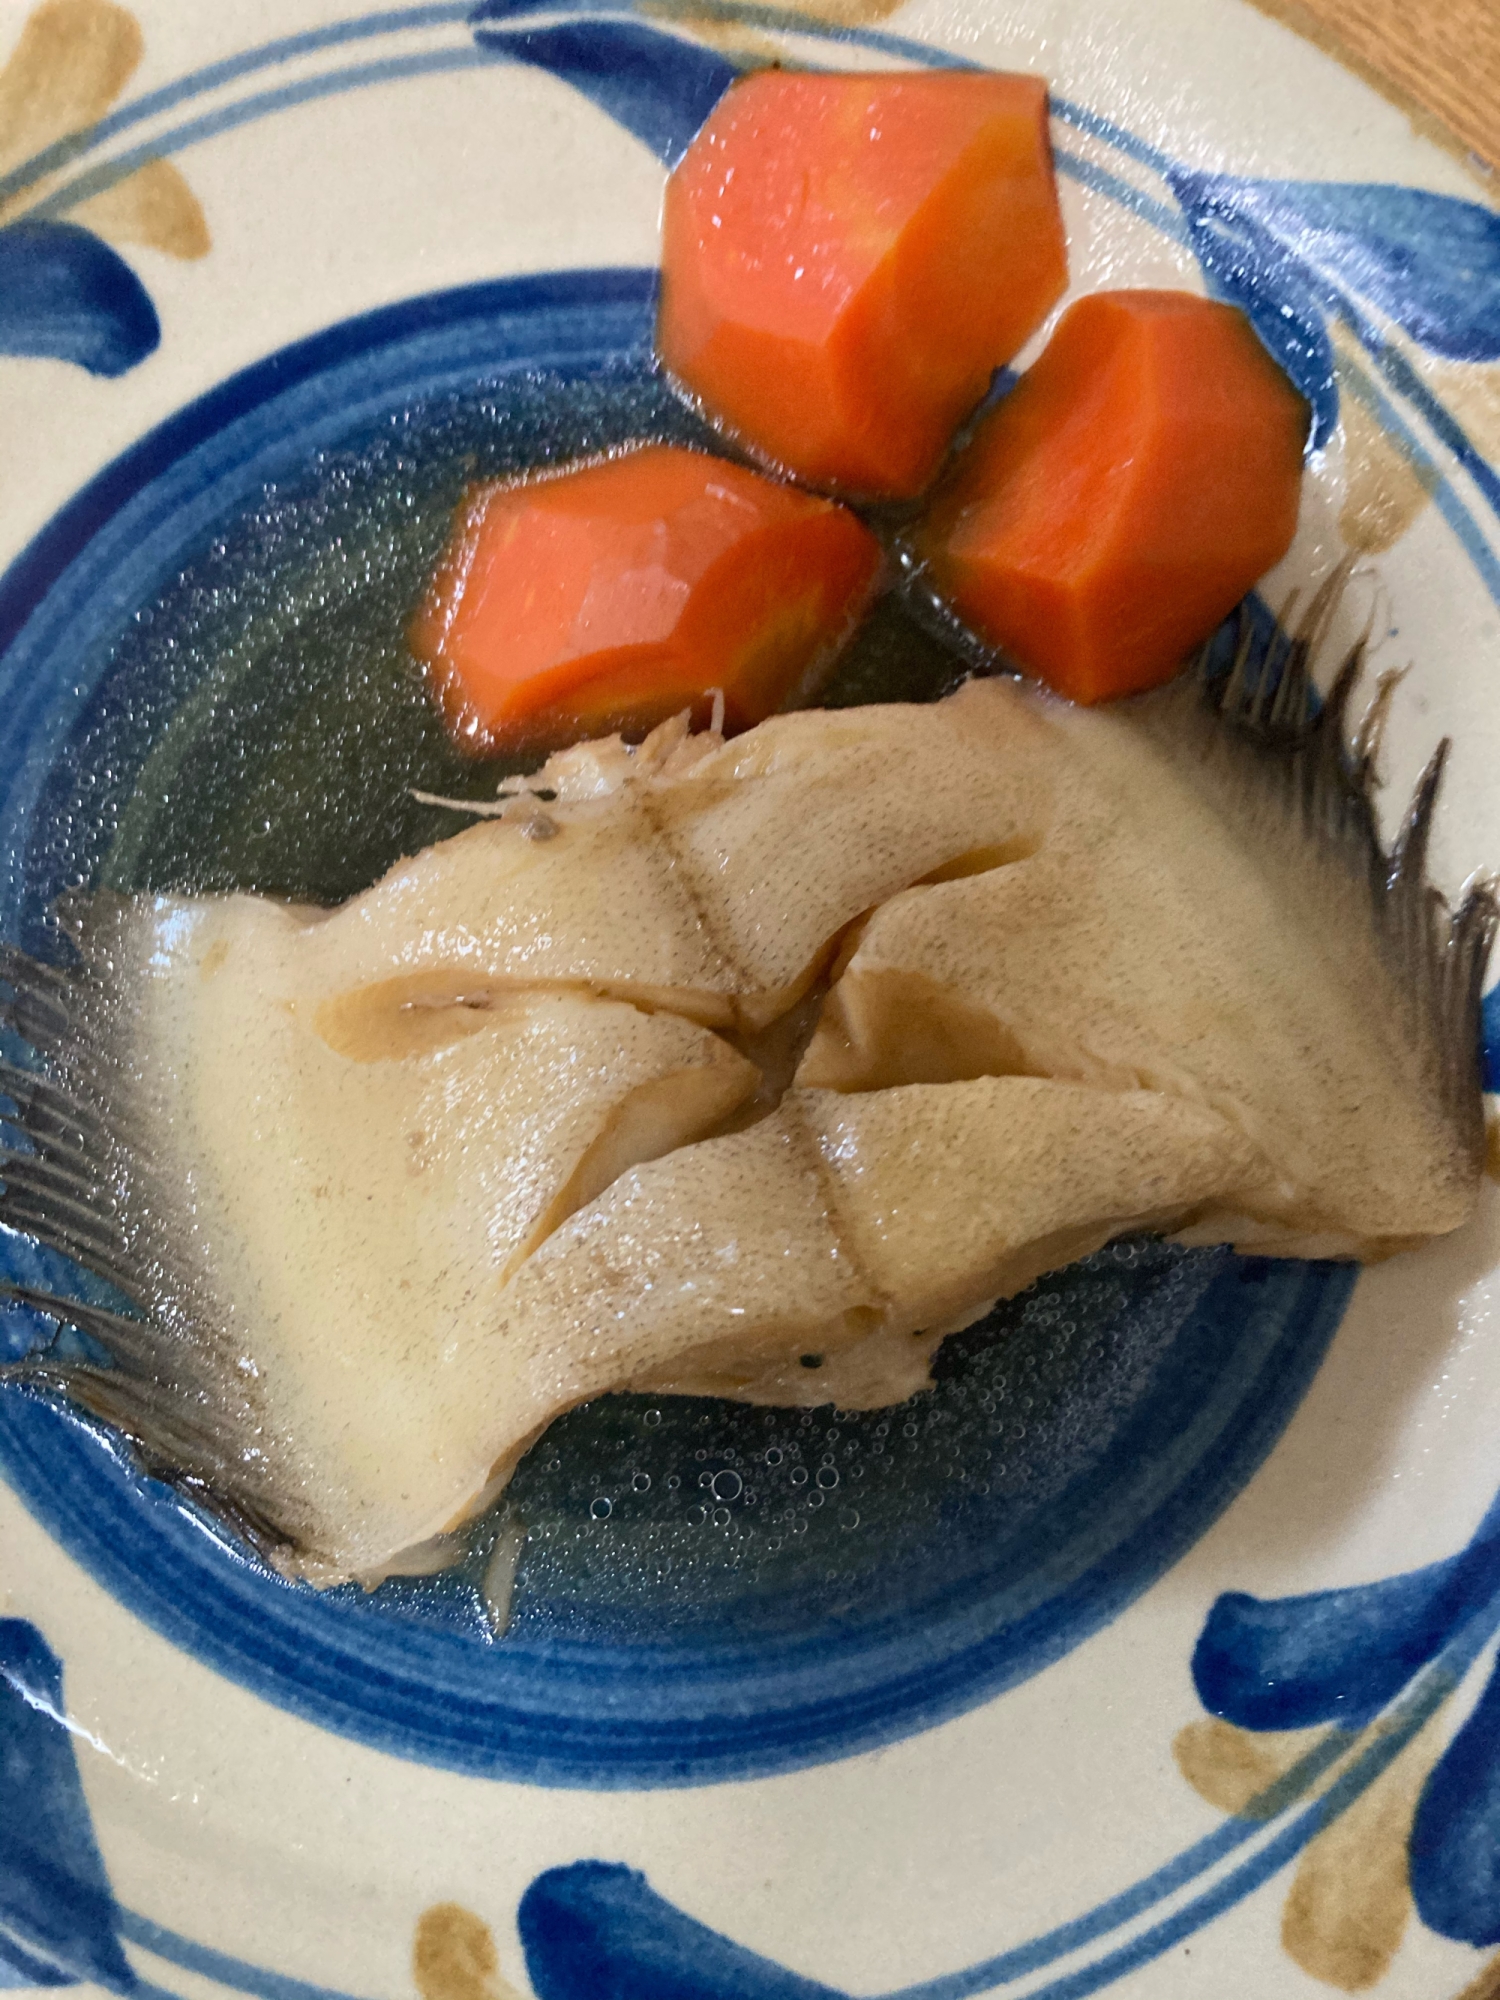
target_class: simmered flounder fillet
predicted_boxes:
[797,680,1479,1257]
[69,892,758,1574]
[2,663,1492,1582]
[514,1078,1255,1422]
[305,691,1053,1033]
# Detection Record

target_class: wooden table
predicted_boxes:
[1260,0,1500,174]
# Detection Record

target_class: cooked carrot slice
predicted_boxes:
[658,69,1067,500]
[915,291,1309,703]
[409,443,882,750]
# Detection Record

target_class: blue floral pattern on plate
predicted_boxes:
[0,216,159,376]
[0,1,208,375]
[0,1620,133,1991]
[1194,1496,1500,1951]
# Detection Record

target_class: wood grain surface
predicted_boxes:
[1254,0,1500,175]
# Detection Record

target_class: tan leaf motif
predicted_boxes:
[1280,1730,1433,1992]
[783,0,908,22]
[1173,1717,1322,1819]
[0,0,141,177]
[647,0,905,41]
[1416,354,1500,471]
[413,1904,527,2000]
[1452,1948,1500,2000]
[642,4,783,65]
[1335,366,1437,556]
[72,156,209,258]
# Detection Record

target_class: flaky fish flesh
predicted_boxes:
[2,628,1493,1583]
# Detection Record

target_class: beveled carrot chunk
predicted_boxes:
[409,443,882,750]
[658,69,1067,500]
[915,291,1310,703]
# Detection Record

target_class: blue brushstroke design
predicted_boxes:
[0,0,1496,544]
[512,1568,1500,2000]
[1186,179,1500,364]
[1334,313,1500,606]
[22,49,498,230]
[53,1723,1358,2000]
[0,268,1358,1789]
[0,1620,134,1990]
[986,1664,1455,2000]
[1165,170,1500,454]
[0,5,473,211]
[508,1565,1500,2000]
[1051,150,1188,247]
[520,1864,846,2000]
[1189,1490,1500,1946]
[1165,172,1338,448]
[1,0,1497,565]
[1485,981,1500,1092]
[1049,95,1171,175]
[1409,1651,1500,1944]
[0,3,1496,1984]
[1192,1535,1500,1729]
[1351,307,1500,523]
[0,222,158,377]
[470,12,736,164]
[117,1912,372,2000]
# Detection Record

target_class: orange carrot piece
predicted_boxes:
[409,444,882,750]
[915,291,1310,703]
[658,69,1067,500]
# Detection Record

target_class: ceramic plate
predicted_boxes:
[2,2,1499,1995]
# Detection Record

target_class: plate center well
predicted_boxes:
[0,271,1353,1785]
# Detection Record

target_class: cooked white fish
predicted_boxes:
[512,1078,1255,1414]
[799,676,1481,1257]
[305,689,1051,1035]
[1,631,1493,1584]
